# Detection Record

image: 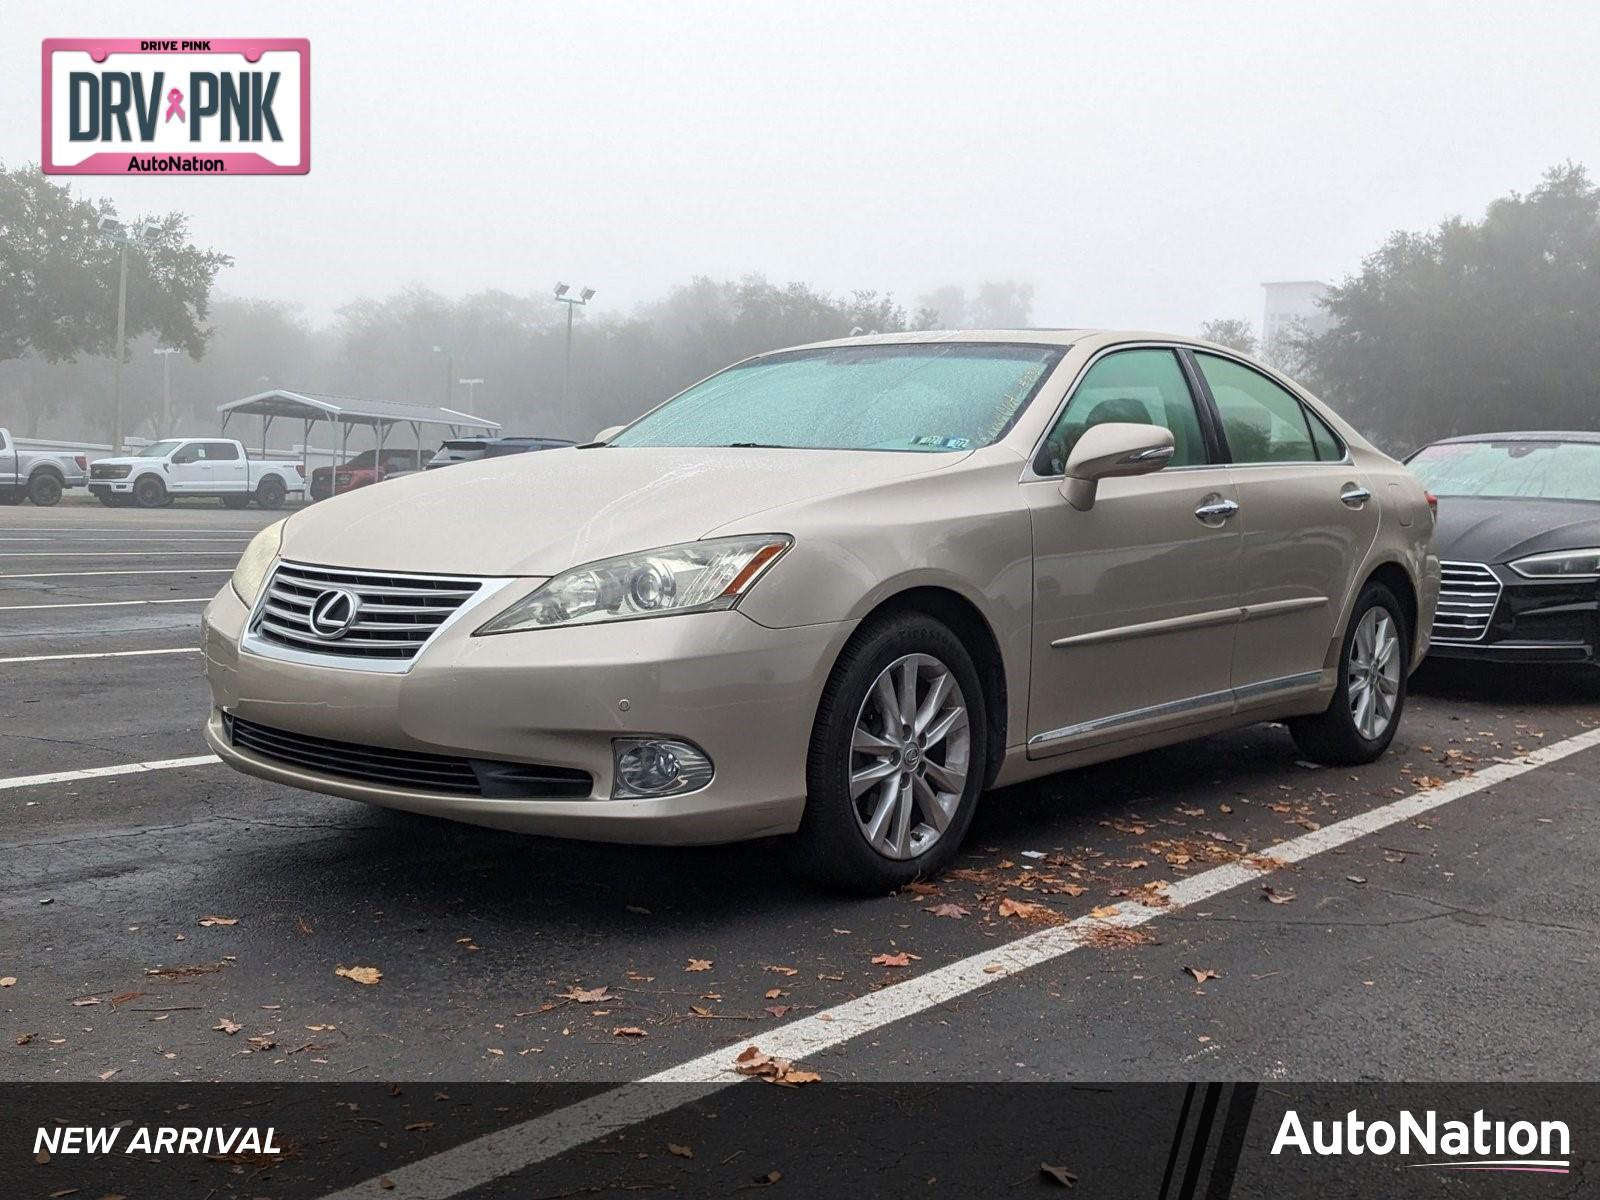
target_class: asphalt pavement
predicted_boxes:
[3,502,1597,1103]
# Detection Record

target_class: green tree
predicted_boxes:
[1198,317,1257,355]
[0,165,231,435]
[1300,163,1600,450]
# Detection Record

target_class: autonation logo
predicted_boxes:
[1272,1108,1571,1174]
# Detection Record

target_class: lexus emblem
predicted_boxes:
[307,588,362,639]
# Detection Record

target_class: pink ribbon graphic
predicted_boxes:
[164,88,185,123]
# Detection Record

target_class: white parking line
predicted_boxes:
[0,537,251,542]
[321,725,1600,1200]
[0,598,209,612]
[0,551,241,557]
[0,647,200,664]
[0,527,267,535]
[0,569,232,579]
[0,754,220,792]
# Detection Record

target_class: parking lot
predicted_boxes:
[4,503,1599,1113]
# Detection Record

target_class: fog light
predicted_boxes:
[612,738,714,798]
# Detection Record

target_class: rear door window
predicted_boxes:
[1194,353,1318,464]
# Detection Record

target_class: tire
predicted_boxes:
[254,476,286,510]
[221,494,251,510]
[1289,581,1409,765]
[96,492,125,507]
[786,612,988,893]
[132,475,168,508]
[27,472,63,506]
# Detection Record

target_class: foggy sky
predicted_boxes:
[7,0,1598,333]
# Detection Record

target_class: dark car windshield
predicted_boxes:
[1409,439,1600,501]
[611,343,1064,452]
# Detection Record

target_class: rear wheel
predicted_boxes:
[1289,581,1408,765]
[27,472,63,506]
[132,475,168,508]
[221,494,251,510]
[254,476,286,509]
[786,613,987,893]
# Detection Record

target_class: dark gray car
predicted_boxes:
[425,436,575,470]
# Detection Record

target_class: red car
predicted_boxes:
[310,448,432,501]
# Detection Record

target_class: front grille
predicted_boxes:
[252,561,482,662]
[1432,561,1502,643]
[90,463,130,479]
[226,715,592,797]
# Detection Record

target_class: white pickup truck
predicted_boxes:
[88,438,306,509]
[0,428,88,506]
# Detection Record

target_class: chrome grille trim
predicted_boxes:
[242,560,516,674]
[1431,561,1502,644]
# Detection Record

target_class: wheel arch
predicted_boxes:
[28,462,64,481]
[851,585,1009,788]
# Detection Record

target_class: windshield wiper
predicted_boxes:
[720,442,792,449]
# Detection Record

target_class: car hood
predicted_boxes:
[94,455,160,467]
[278,445,968,576]
[1433,495,1600,564]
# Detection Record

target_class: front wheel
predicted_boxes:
[786,613,987,893]
[1289,582,1408,765]
[27,473,63,506]
[254,477,286,509]
[132,475,168,508]
[221,494,251,510]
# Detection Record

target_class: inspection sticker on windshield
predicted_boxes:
[42,38,310,175]
[912,435,972,450]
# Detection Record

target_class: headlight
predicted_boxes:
[476,535,792,634]
[231,520,285,604]
[1509,548,1600,579]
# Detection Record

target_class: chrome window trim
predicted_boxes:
[1020,340,1353,482]
[1027,670,1324,749]
[241,561,520,676]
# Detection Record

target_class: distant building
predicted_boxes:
[1261,280,1331,368]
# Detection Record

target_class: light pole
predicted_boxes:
[553,283,596,410]
[153,346,179,435]
[432,345,453,407]
[98,216,160,455]
[458,377,484,408]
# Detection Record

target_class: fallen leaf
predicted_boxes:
[764,1005,790,1019]
[213,1018,243,1036]
[752,1171,783,1186]
[404,1121,435,1132]
[72,996,102,1007]
[871,952,912,968]
[15,1033,33,1045]
[997,898,1053,921]
[198,915,238,927]
[0,977,16,987]
[1261,886,1296,905]
[1041,1163,1078,1188]
[1185,967,1220,983]
[335,965,382,986]
[612,1026,647,1038]
[732,1045,820,1086]
[379,1177,396,1190]
[1089,905,1121,919]
[765,965,799,976]
[685,959,713,973]
[97,1068,119,1081]
[982,963,1004,974]
[667,1142,694,1159]
[246,1035,276,1052]
[926,902,969,919]
[557,985,613,1004]
[764,987,786,1000]
[903,881,940,895]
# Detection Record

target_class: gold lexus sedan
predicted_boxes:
[203,331,1440,891]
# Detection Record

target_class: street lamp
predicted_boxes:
[554,283,597,409]
[458,377,485,407]
[98,216,160,455]
[153,346,180,435]
[432,345,453,407]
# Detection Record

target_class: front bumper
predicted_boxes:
[89,480,134,495]
[201,585,855,844]
[1429,567,1598,667]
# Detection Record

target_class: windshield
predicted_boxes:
[142,440,185,458]
[611,343,1064,452]
[1409,439,1600,501]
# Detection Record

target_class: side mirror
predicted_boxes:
[1059,422,1175,511]
[594,425,626,444]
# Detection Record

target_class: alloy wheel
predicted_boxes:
[1348,607,1401,740]
[849,653,971,860]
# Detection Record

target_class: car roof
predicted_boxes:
[1426,430,1600,446]
[765,328,1255,356]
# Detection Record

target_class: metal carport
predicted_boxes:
[216,390,502,479]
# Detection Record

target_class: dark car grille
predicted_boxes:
[225,715,592,798]
[252,561,482,661]
[90,463,131,479]
[1432,561,1502,642]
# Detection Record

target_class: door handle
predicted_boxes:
[1340,483,1372,508]
[1194,497,1240,523]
